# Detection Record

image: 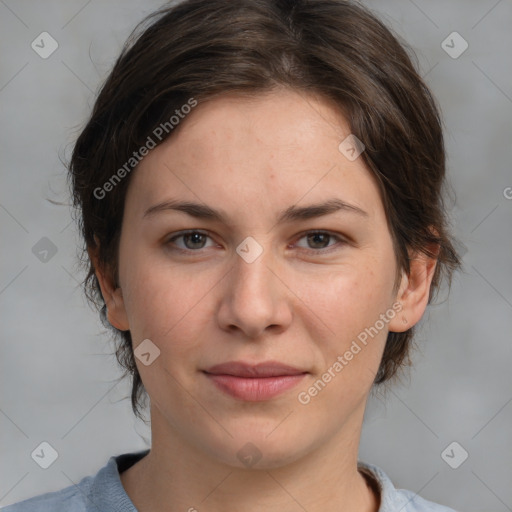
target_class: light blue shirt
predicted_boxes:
[1,449,457,511]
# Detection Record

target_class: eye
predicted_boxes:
[165,230,216,251]
[165,230,347,254]
[294,231,346,252]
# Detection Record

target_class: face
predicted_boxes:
[99,88,420,469]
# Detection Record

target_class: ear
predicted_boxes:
[88,239,130,332]
[388,240,439,333]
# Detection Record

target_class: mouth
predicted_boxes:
[202,361,308,401]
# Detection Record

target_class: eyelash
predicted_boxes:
[164,230,348,255]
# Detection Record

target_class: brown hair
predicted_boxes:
[69,0,462,420]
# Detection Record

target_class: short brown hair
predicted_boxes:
[69,0,463,420]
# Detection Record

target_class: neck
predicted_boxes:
[121,403,379,512]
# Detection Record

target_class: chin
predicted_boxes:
[200,426,317,470]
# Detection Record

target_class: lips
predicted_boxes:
[203,361,308,401]
[205,361,306,377]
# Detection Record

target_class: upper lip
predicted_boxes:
[204,361,307,378]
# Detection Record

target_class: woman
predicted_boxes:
[4,0,462,510]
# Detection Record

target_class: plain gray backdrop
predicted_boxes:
[1,0,511,510]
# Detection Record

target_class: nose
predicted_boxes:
[216,247,293,339]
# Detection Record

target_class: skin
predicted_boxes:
[92,87,438,512]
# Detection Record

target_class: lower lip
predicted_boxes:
[204,373,307,401]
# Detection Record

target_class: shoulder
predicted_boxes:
[0,479,91,512]
[392,488,458,512]
[359,462,458,512]
[1,450,149,512]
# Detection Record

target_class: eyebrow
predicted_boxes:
[143,198,369,223]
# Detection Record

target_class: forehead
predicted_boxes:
[169,89,350,160]
[126,89,384,225]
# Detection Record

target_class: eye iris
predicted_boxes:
[184,232,206,249]
[307,233,330,249]
[180,233,333,250]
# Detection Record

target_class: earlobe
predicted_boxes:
[88,244,130,332]
[103,284,130,332]
[388,246,439,333]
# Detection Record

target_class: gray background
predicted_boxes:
[1,0,511,510]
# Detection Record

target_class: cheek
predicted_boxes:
[310,261,392,336]
[303,261,393,393]
[303,270,390,395]
[120,254,218,351]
